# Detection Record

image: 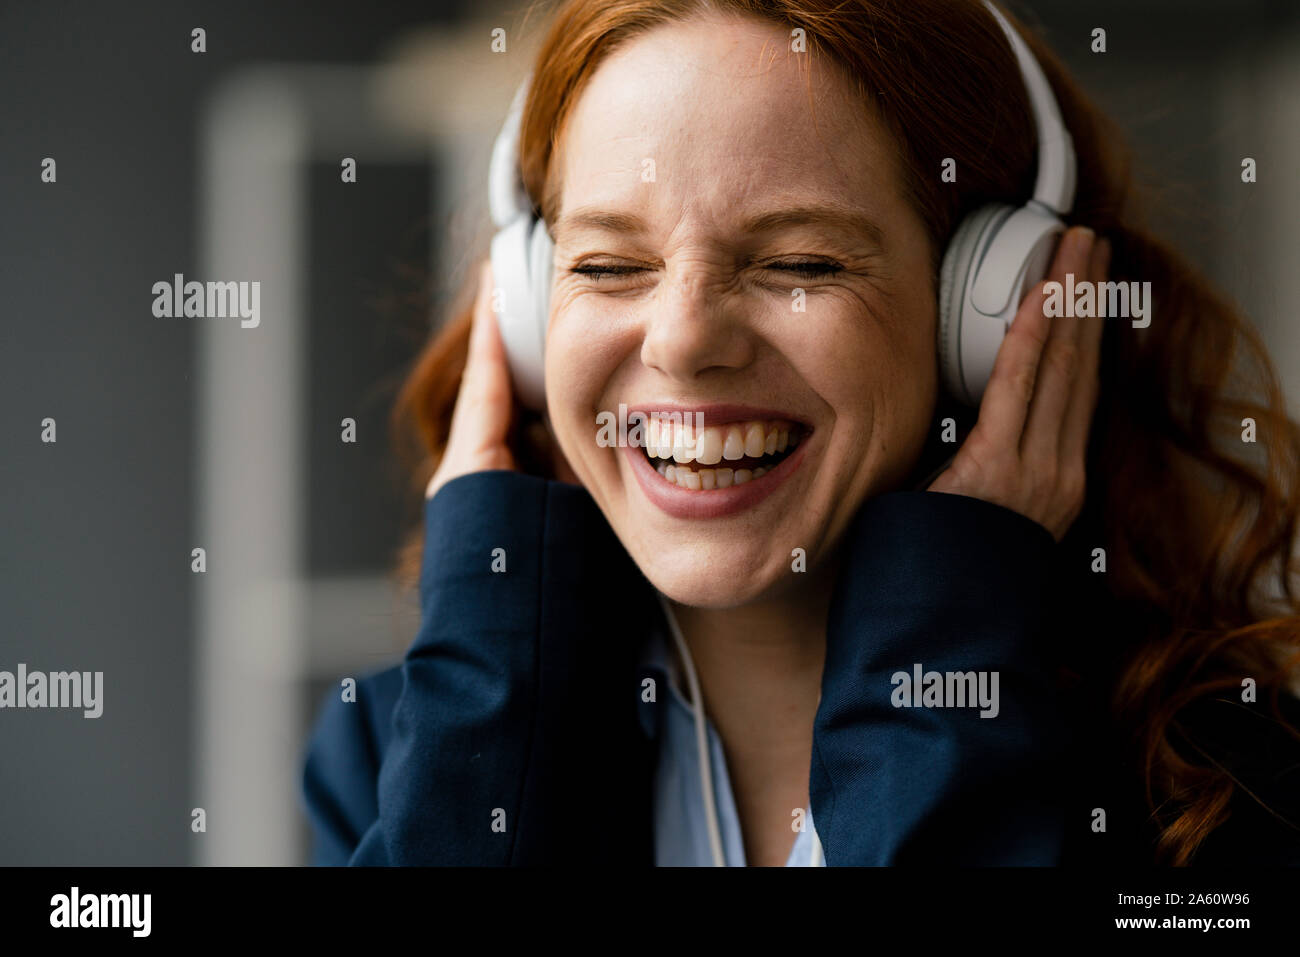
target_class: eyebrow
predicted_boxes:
[551,202,885,248]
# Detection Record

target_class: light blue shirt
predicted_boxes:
[640,625,824,866]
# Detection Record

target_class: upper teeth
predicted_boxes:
[644,417,795,465]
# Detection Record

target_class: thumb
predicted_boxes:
[426,261,517,500]
[451,260,515,450]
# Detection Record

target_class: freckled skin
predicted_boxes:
[421,11,1103,867]
[544,14,938,608]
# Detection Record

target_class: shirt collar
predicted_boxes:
[635,600,697,741]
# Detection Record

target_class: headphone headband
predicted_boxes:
[485,0,1077,413]
[488,71,534,229]
[982,3,1076,214]
[489,3,1075,230]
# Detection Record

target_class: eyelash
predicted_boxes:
[569,261,845,282]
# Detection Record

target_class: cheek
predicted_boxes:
[543,306,628,469]
[782,299,934,419]
[779,295,937,496]
[852,317,938,480]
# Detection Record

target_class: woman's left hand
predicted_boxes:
[927,226,1112,542]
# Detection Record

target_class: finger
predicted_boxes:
[450,261,515,449]
[464,261,509,384]
[1060,237,1111,463]
[1019,226,1096,461]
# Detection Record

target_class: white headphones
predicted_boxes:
[487,1,1076,413]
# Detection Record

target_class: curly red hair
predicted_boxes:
[388,0,1300,864]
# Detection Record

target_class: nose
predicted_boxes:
[639,261,755,385]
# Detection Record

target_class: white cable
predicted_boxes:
[809,688,825,867]
[655,592,727,867]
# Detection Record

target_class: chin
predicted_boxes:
[632,545,790,609]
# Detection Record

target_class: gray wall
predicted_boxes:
[0,0,465,866]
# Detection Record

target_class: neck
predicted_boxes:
[666,568,836,865]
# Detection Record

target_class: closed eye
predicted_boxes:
[569,261,845,281]
[768,261,844,280]
[569,264,645,281]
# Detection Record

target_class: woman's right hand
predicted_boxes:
[425,261,518,500]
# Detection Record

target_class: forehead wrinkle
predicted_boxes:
[552,206,649,243]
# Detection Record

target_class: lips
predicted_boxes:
[619,405,813,519]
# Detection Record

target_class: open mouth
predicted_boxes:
[639,416,806,490]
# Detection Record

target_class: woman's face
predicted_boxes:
[544,13,938,607]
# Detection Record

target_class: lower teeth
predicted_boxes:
[654,459,777,489]
[643,425,804,490]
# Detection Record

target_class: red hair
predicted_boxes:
[388,0,1300,864]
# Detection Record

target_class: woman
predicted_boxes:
[301,0,1300,866]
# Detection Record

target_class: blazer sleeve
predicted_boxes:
[336,470,656,865]
[301,675,388,866]
[811,489,1068,865]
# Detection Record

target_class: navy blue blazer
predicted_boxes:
[300,471,1300,865]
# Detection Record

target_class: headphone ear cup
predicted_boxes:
[937,204,1014,406]
[490,215,548,411]
[527,215,555,375]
